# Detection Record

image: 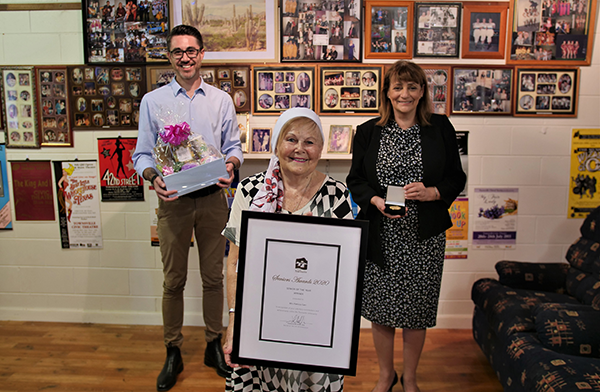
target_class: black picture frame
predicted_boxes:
[413,2,461,58]
[280,0,363,62]
[231,210,368,376]
[82,0,170,64]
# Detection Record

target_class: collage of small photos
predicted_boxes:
[37,68,72,147]
[199,67,251,113]
[515,68,578,115]
[452,68,514,114]
[281,0,361,61]
[320,66,381,114]
[415,3,461,57]
[423,66,451,116]
[85,0,169,63]
[1,69,38,148]
[254,67,314,114]
[67,65,146,130]
[370,5,410,55]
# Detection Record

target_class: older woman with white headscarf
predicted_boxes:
[222,108,353,392]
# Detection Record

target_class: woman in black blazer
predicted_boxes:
[347,61,465,392]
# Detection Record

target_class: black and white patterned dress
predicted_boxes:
[360,121,446,329]
[223,172,352,392]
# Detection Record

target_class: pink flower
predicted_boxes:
[162,166,174,176]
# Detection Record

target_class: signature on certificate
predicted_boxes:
[285,314,306,326]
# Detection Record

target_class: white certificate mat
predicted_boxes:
[232,211,368,376]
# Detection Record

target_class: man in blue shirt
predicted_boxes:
[132,24,243,391]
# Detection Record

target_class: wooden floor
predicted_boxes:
[0,321,502,392]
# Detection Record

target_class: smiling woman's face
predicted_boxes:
[276,118,323,179]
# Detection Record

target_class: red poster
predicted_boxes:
[10,160,55,221]
[97,137,144,201]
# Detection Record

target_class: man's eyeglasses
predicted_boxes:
[170,47,201,59]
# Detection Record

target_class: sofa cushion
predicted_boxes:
[496,260,569,293]
[580,204,600,243]
[565,267,600,310]
[534,302,600,358]
[566,237,600,279]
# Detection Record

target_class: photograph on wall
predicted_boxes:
[67,65,146,130]
[413,2,461,58]
[445,198,468,259]
[82,0,170,64]
[472,187,518,249]
[318,65,382,115]
[237,112,250,153]
[173,0,276,62]
[53,160,103,249]
[452,67,514,114]
[507,0,597,65]
[250,128,272,153]
[0,144,13,229]
[146,65,175,91]
[199,65,251,112]
[461,2,508,59]
[98,137,144,201]
[252,66,315,115]
[327,125,353,153]
[569,128,600,218]
[514,67,579,117]
[280,0,362,62]
[422,65,451,116]
[36,66,73,147]
[365,1,413,59]
[10,160,55,221]
[1,67,40,149]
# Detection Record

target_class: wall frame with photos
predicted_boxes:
[35,66,73,147]
[318,64,382,115]
[82,0,170,64]
[250,128,272,153]
[514,66,579,117]
[146,65,175,91]
[252,65,315,115]
[422,65,452,116]
[365,1,413,59]
[327,125,353,153]
[507,0,597,65]
[1,67,40,149]
[281,0,362,62]
[413,2,461,58]
[67,65,147,129]
[452,66,514,115]
[237,112,250,153]
[461,2,509,60]
[199,65,251,113]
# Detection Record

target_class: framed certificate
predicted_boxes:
[232,211,368,376]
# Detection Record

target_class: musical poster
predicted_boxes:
[10,160,55,221]
[98,137,144,201]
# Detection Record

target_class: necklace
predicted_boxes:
[289,172,314,213]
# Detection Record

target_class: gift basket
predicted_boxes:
[153,103,228,196]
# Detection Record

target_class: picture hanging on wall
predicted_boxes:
[413,2,461,58]
[451,66,514,115]
[461,2,509,60]
[365,1,413,59]
[172,0,277,62]
[35,66,74,147]
[280,0,362,62]
[318,65,382,115]
[514,66,579,117]
[82,0,170,64]
[421,65,452,116]
[146,65,175,91]
[252,65,315,115]
[507,0,597,65]
[67,65,147,129]
[250,128,272,153]
[327,125,353,153]
[199,65,251,113]
[0,67,40,149]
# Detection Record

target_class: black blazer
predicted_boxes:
[347,114,466,267]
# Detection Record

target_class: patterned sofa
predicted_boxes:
[471,208,600,392]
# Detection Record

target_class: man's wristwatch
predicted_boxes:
[149,173,159,185]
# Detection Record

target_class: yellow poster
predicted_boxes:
[569,129,600,218]
[445,198,468,259]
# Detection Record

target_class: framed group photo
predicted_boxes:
[507,0,597,65]
[82,0,170,64]
[280,0,362,62]
[414,2,461,58]
[1,67,40,148]
[252,65,315,115]
[452,66,514,114]
[200,65,251,113]
[250,128,272,153]
[318,65,382,115]
[146,65,175,91]
[36,66,73,147]
[365,1,413,59]
[461,2,509,59]
[514,67,579,116]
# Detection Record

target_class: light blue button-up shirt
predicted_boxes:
[133,78,243,177]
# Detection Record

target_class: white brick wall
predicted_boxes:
[0,3,599,329]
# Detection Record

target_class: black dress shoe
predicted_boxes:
[204,334,232,378]
[157,346,184,392]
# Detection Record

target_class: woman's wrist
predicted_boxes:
[432,187,440,201]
